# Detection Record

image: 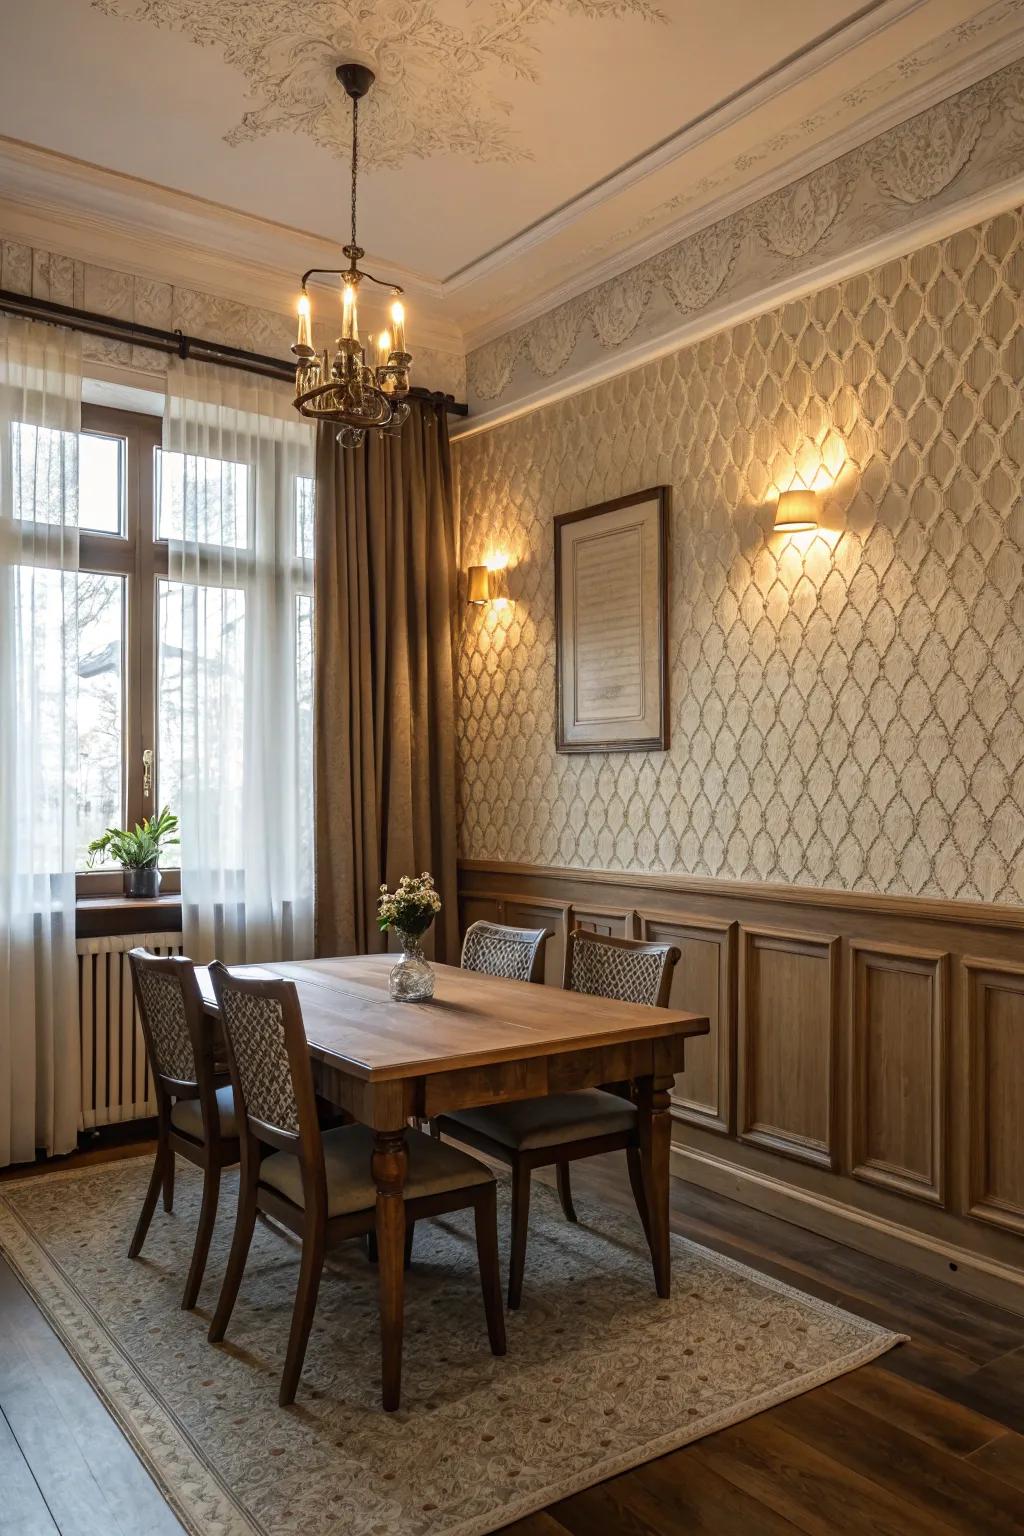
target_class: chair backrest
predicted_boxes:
[208,962,318,1153]
[129,949,205,1092]
[563,929,680,1008]
[461,920,552,984]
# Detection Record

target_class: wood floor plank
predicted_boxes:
[0,1409,59,1536]
[967,1432,1024,1495]
[498,1514,573,1535]
[772,1383,1024,1536]
[0,1261,183,1536]
[827,1362,1010,1456]
[693,1414,960,1536]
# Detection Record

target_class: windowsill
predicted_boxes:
[76,893,182,911]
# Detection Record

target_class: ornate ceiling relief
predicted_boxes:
[467,55,1024,406]
[91,0,666,169]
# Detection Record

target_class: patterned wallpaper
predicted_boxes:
[456,207,1024,905]
[0,236,467,400]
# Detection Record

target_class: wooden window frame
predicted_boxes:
[77,404,179,897]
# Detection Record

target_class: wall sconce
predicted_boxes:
[467,565,492,604]
[773,488,819,533]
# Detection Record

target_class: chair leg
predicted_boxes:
[474,1186,507,1357]
[404,1220,415,1270]
[555,1161,578,1223]
[128,1150,164,1259]
[366,1229,379,1264]
[507,1163,531,1311]
[626,1145,652,1248]
[162,1148,176,1213]
[279,1233,325,1407]
[182,1162,220,1311]
[208,1153,257,1344]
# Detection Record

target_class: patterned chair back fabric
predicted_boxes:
[214,976,303,1138]
[131,954,197,1086]
[566,931,678,1008]
[461,921,551,984]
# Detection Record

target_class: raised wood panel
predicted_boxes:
[567,903,635,939]
[848,942,948,1206]
[502,896,569,987]
[738,926,840,1169]
[964,957,1024,1236]
[638,910,735,1134]
[458,892,503,933]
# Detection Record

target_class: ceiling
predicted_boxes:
[1,0,1022,350]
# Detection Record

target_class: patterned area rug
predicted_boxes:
[0,1157,904,1536]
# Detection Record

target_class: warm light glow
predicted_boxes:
[389,296,407,354]
[773,488,819,533]
[341,282,359,342]
[376,330,392,366]
[295,291,312,350]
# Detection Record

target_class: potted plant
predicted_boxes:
[377,872,442,1001]
[87,806,179,898]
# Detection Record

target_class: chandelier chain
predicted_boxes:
[350,95,359,249]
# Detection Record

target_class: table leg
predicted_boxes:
[636,1074,674,1299]
[372,1127,408,1411]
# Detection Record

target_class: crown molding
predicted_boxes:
[0,139,464,354]
[451,168,1024,441]
[446,0,928,292]
[462,19,1024,351]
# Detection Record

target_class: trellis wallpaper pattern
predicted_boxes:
[456,207,1024,905]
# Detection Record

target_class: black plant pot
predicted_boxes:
[124,863,161,899]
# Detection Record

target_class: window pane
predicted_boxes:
[75,573,125,869]
[79,432,123,534]
[295,475,315,560]
[158,579,246,866]
[156,449,249,547]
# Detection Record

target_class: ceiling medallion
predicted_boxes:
[291,64,411,449]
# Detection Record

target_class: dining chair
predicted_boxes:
[127,949,241,1310]
[460,919,552,983]
[438,927,681,1308]
[206,961,506,1407]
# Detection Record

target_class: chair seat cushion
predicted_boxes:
[442,1089,636,1152]
[170,1084,239,1141]
[259,1124,494,1219]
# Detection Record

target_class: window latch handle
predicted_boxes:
[142,748,153,799]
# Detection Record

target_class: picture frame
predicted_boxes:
[554,486,670,753]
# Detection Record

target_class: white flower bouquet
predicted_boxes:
[377,872,443,940]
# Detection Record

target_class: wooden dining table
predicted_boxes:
[198,953,709,1410]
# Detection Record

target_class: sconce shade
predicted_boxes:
[467,565,491,604]
[774,488,819,532]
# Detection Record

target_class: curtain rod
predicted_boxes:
[0,287,469,416]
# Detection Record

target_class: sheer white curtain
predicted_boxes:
[160,360,315,964]
[0,316,82,1166]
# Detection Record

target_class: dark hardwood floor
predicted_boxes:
[1,1139,1021,1535]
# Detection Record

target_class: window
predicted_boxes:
[64,405,314,895]
[70,406,166,889]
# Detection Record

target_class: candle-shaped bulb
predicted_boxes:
[389,296,406,354]
[341,281,358,342]
[295,290,312,350]
[376,330,392,367]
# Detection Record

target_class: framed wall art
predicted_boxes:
[554,486,670,753]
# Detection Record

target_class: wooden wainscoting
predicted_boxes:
[458,859,1024,1316]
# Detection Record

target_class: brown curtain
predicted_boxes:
[313,401,460,960]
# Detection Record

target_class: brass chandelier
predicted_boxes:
[291,63,412,448]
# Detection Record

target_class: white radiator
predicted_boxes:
[77,931,184,1130]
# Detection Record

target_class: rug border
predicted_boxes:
[0,1156,907,1536]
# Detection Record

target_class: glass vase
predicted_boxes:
[389,931,435,1002]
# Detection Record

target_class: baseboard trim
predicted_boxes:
[671,1141,1024,1319]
